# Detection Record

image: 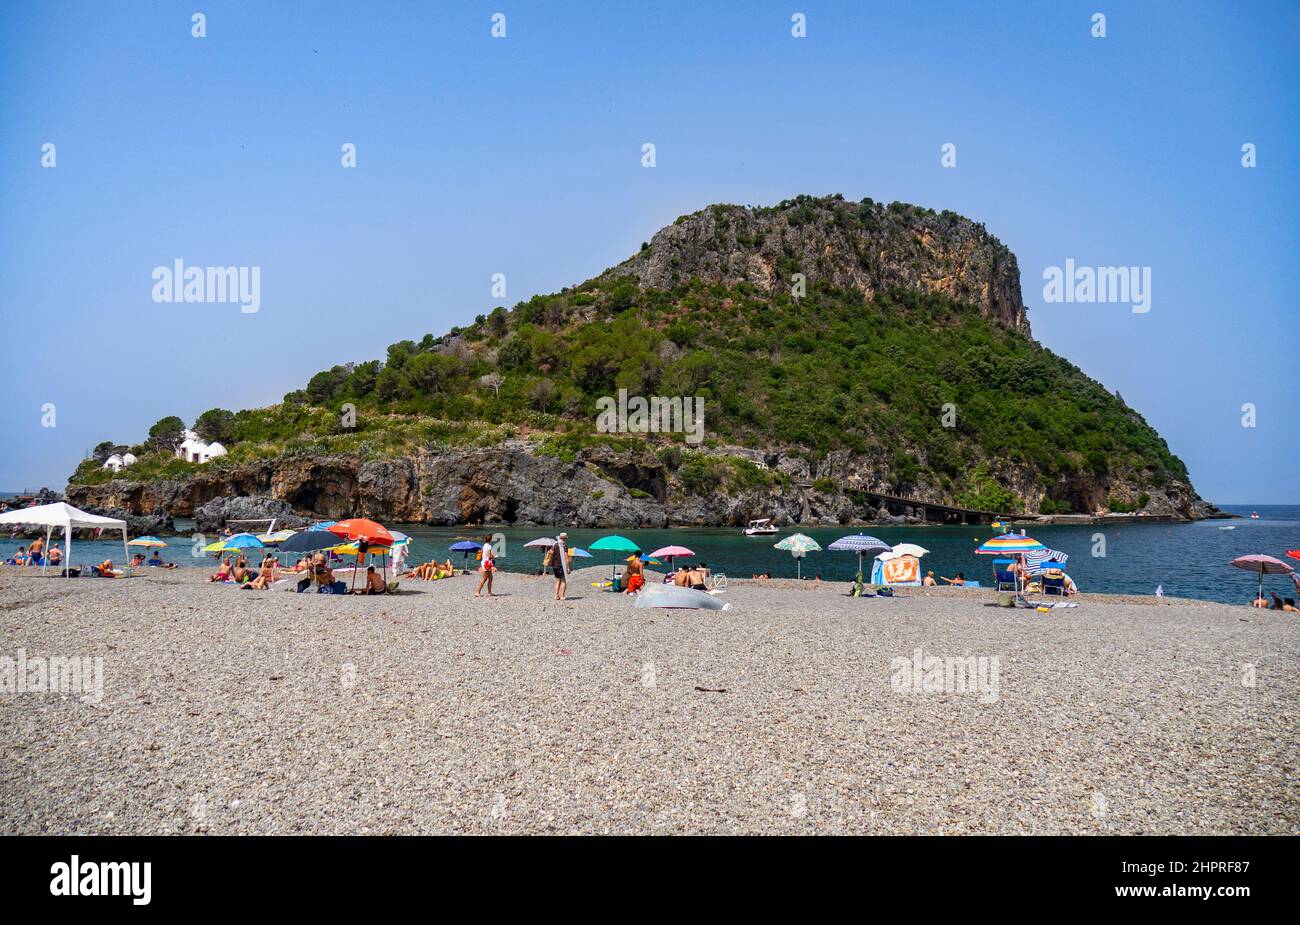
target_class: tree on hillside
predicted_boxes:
[146,416,186,453]
[193,408,236,445]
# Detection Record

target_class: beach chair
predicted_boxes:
[1040,569,1066,596]
[993,559,1018,592]
[707,573,728,593]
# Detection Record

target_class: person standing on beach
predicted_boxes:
[475,534,496,597]
[546,532,569,600]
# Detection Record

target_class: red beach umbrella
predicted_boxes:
[328,518,393,546]
[1286,550,1300,562]
[328,519,394,592]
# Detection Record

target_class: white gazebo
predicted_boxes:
[0,501,130,576]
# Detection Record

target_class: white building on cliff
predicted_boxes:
[175,430,227,464]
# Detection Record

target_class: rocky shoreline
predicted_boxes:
[58,441,1219,534]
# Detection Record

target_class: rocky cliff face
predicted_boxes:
[66,440,1213,530]
[611,195,1027,332]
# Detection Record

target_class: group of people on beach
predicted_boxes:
[5,538,61,567]
[1252,591,1298,612]
[208,551,388,594]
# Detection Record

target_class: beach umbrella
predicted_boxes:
[258,529,297,544]
[328,518,393,546]
[308,521,337,531]
[1285,550,1300,562]
[327,520,394,591]
[649,544,694,573]
[975,533,1047,555]
[203,539,230,554]
[571,547,593,559]
[280,530,344,554]
[524,537,559,548]
[1024,547,1068,569]
[888,542,929,559]
[128,535,167,548]
[829,534,890,590]
[590,535,640,552]
[221,532,266,550]
[1231,554,1294,600]
[449,540,483,572]
[774,533,821,579]
[588,534,640,581]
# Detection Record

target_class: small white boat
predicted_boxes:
[744,518,779,536]
[635,585,730,610]
[1219,525,1236,530]
[1250,512,1261,519]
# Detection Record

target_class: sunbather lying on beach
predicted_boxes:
[940,572,966,586]
[408,559,454,580]
[209,558,233,582]
[1251,594,1269,608]
[93,559,122,578]
[147,552,177,569]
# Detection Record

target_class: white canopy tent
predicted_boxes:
[0,501,130,576]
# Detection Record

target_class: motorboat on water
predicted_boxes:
[744,518,779,536]
[1250,512,1261,519]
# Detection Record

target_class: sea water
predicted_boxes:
[2,505,1295,606]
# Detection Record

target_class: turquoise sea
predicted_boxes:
[3,505,1297,606]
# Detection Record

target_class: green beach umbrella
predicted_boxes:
[589,534,641,582]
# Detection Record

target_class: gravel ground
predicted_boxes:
[1,566,1296,835]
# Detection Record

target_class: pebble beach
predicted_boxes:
[1,566,1296,835]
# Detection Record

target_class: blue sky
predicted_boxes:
[1,0,1296,503]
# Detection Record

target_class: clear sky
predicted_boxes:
[1,1,1296,503]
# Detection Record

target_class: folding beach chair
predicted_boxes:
[1040,569,1066,596]
[992,558,1018,592]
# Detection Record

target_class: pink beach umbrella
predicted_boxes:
[1231,554,1294,600]
[649,545,694,573]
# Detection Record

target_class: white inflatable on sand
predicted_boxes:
[635,585,730,611]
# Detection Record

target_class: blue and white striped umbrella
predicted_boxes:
[1025,548,1068,573]
[828,534,890,553]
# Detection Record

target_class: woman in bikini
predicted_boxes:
[475,536,496,597]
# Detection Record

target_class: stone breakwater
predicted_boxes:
[1,569,1294,834]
